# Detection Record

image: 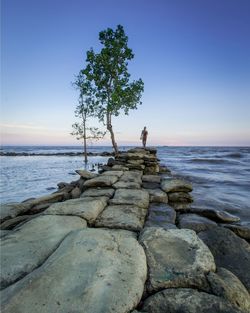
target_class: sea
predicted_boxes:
[1,146,250,223]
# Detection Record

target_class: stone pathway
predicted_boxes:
[1,147,250,313]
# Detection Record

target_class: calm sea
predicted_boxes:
[1,146,250,223]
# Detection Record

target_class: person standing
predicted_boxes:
[140,126,148,148]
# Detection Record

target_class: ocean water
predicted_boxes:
[1,146,250,223]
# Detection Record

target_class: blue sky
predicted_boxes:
[1,0,250,146]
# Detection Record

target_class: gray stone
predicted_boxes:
[145,188,168,203]
[143,164,159,174]
[70,186,81,199]
[207,267,250,313]
[168,191,193,203]
[26,192,65,207]
[1,228,147,313]
[81,188,115,198]
[102,170,124,177]
[127,164,145,170]
[112,165,129,171]
[170,203,192,211]
[109,189,149,209]
[222,222,250,240]
[95,204,147,231]
[75,169,97,179]
[161,178,193,193]
[0,215,36,230]
[144,203,176,230]
[178,213,217,232]
[142,288,243,313]
[120,171,143,184]
[83,175,118,188]
[142,182,161,189]
[113,181,141,189]
[127,159,145,165]
[0,230,11,238]
[139,227,215,292]
[0,203,32,223]
[142,175,161,183]
[199,227,250,292]
[0,215,86,290]
[191,207,240,223]
[44,197,108,224]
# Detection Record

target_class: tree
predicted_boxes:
[71,73,105,163]
[83,25,144,154]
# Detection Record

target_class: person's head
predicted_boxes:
[144,126,146,130]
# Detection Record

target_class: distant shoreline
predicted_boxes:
[0,151,115,157]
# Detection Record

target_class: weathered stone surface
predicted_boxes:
[84,175,118,188]
[113,181,141,189]
[144,203,177,230]
[44,197,108,224]
[109,189,149,209]
[143,164,159,174]
[199,227,250,292]
[170,203,192,211]
[102,170,124,177]
[127,159,145,165]
[161,178,193,193]
[0,215,36,230]
[1,228,147,313]
[207,267,250,313]
[75,169,97,179]
[178,213,217,232]
[168,191,193,203]
[191,207,240,223]
[0,215,86,290]
[120,171,143,184]
[27,192,65,207]
[112,165,129,171]
[145,188,168,203]
[142,182,161,189]
[81,188,115,198]
[142,288,243,313]
[142,175,161,183]
[70,186,81,199]
[139,227,215,292]
[127,164,145,170]
[222,222,250,240]
[0,230,11,238]
[0,203,32,223]
[95,204,147,231]
[127,148,150,155]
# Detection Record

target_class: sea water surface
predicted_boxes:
[1,146,250,222]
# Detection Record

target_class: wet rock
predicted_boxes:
[75,169,97,179]
[178,213,217,232]
[107,157,115,166]
[109,189,149,209]
[27,203,50,214]
[168,191,193,203]
[170,203,192,212]
[70,186,81,199]
[1,228,147,313]
[0,215,86,290]
[139,227,215,292]
[207,267,250,313]
[159,165,171,174]
[145,188,168,203]
[83,175,118,188]
[142,175,161,183]
[222,222,250,240]
[141,288,243,313]
[199,227,250,292]
[161,178,193,193]
[143,164,159,175]
[144,203,176,230]
[113,181,141,189]
[81,188,115,198]
[44,197,108,224]
[191,207,240,223]
[95,204,147,231]
[142,182,161,189]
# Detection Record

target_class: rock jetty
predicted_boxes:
[1,147,250,313]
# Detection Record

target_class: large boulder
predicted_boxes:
[145,188,168,203]
[44,197,108,224]
[83,175,118,188]
[168,191,193,203]
[0,203,32,223]
[222,222,250,240]
[1,228,147,313]
[109,189,149,209]
[161,178,192,193]
[207,267,250,313]
[119,171,143,184]
[178,213,217,232]
[199,227,250,292]
[102,170,124,178]
[75,169,97,179]
[113,181,141,189]
[139,227,215,292]
[142,175,161,183]
[191,207,240,223]
[81,188,115,198]
[95,204,147,231]
[141,288,243,313]
[144,203,176,230]
[0,215,86,290]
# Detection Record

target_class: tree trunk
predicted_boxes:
[83,120,87,163]
[107,113,118,155]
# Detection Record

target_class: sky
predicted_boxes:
[1,0,250,146]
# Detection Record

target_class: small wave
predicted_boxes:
[224,152,243,158]
[188,158,228,164]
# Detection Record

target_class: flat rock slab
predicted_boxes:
[222,222,250,240]
[144,203,176,230]
[119,171,143,184]
[142,288,243,313]
[83,175,118,188]
[75,169,97,179]
[81,188,115,198]
[44,197,108,224]
[113,181,141,189]
[112,165,129,171]
[102,170,124,177]
[142,182,161,189]
[191,207,240,223]
[161,178,193,193]
[207,267,250,313]
[139,227,215,292]
[0,215,86,290]
[199,227,250,292]
[142,175,161,183]
[1,228,147,313]
[178,213,217,232]
[0,203,32,223]
[168,192,193,203]
[95,204,147,231]
[109,189,149,209]
[145,188,168,203]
